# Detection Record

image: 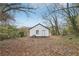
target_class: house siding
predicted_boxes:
[30,25,49,36]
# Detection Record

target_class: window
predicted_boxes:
[36,30,39,34]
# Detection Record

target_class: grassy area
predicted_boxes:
[0,35,79,56]
[63,35,79,45]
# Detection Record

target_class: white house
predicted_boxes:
[29,23,50,37]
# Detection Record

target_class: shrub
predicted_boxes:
[0,25,28,41]
[0,25,19,41]
[19,32,24,37]
[0,33,9,41]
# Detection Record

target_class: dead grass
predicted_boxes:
[0,36,79,56]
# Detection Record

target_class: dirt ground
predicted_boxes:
[0,36,79,56]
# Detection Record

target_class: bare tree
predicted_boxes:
[59,3,79,34]
[0,3,35,25]
[42,4,60,35]
[47,3,79,34]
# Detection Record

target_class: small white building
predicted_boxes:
[29,23,50,37]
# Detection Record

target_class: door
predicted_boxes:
[42,30,45,36]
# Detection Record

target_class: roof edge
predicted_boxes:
[29,23,50,30]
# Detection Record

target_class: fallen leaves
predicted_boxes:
[0,36,79,56]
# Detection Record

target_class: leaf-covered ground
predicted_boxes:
[0,36,79,56]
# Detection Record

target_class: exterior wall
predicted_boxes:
[30,25,49,36]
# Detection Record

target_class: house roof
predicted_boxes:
[29,23,49,30]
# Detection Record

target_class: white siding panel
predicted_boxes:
[30,25,49,36]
